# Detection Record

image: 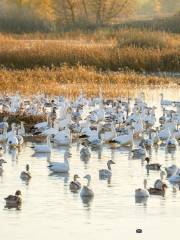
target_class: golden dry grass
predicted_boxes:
[0,29,179,72]
[0,66,177,98]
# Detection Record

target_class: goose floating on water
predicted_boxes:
[99,160,115,179]
[5,190,22,208]
[20,164,31,181]
[48,151,71,173]
[69,174,81,192]
[154,171,167,190]
[148,183,168,196]
[135,179,150,198]
[34,136,51,153]
[80,174,94,198]
[145,157,161,171]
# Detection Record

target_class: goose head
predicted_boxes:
[73,174,80,181]
[0,158,6,166]
[107,160,115,170]
[145,157,150,164]
[64,151,72,159]
[15,190,22,196]
[162,183,168,192]
[26,164,30,172]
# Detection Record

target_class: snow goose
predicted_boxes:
[48,151,71,173]
[160,93,172,106]
[34,136,51,153]
[113,127,134,146]
[135,179,150,198]
[165,165,179,177]
[165,132,178,148]
[154,171,167,189]
[99,160,115,179]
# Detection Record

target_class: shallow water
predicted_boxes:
[1,87,180,240]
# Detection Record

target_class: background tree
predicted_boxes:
[89,0,136,25]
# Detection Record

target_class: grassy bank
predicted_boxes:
[0,29,179,72]
[0,66,177,98]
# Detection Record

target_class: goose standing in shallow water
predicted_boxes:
[99,160,115,179]
[20,164,31,181]
[80,174,94,198]
[48,151,71,173]
[135,179,150,198]
[69,174,81,192]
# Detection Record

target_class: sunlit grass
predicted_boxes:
[0,66,177,98]
[0,29,179,72]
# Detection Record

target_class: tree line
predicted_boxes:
[0,0,179,32]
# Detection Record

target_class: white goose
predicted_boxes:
[87,124,102,146]
[99,160,115,179]
[113,127,134,146]
[101,124,117,143]
[165,165,179,177]
[158,127,171,141]
[154,171,167,190]
[168,173,180,183]
[54,127,71,145]
[7,124,19,147]
[18,122,25,136]
[160,93,172,106]
[80,174,94,198]
[135,179,150,198]
[165,131,178,148]
[48,151,71,173]
[34,136,51,153]
[132,143,147,158]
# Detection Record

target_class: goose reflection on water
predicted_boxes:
[48,172,69,184]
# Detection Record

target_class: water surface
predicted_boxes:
[1,87,180,240]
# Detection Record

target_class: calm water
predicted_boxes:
[1,87,180,240]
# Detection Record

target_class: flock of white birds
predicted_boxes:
[0,91,180,209]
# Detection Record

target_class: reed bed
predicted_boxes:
[0,112,46,127]
[0,66,177,98]
[0,29,179,72]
